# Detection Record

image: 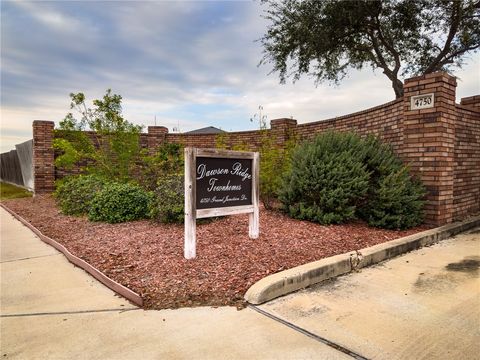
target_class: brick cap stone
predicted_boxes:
[33,120,55,126]
[148,126,169,134]
[270,118,298,126]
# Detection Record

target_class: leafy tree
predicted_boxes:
[54,90,142,181]
[260,0,480,98]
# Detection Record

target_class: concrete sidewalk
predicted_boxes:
[0,207,348,359]
[258,228,480,360]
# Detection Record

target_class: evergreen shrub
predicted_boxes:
[149,174,184,223]
[358,136,426,229]
[279,132,370,224]
[88,182,151,223]
[54,175,107,215]
[279,131,426,228]
[361,167,425,229]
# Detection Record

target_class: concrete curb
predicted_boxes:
[245,215,480,305]
[1,203,143,307]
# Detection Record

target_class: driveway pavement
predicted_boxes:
[258,227,480,360]
[0,207,346,360]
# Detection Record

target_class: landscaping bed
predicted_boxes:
[2,195,430,310]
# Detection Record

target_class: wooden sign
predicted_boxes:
[184,148,259,259]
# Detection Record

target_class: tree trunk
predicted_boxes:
[392,78,404,98]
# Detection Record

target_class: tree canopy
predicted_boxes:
[54,90,143,181]
[260,0,480,98]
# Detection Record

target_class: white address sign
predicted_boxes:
[410,93,434,110]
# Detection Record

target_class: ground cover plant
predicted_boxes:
[2,195,430,309]
[0,182,32,200]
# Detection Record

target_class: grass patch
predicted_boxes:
[0,182,33,200]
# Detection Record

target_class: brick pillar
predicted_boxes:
[402,72,457,225]
[33,120,55,193]
[147,126,169,154]
[270,118,298,147]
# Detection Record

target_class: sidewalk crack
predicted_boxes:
[1,308,139,318]
[0,253,60,264]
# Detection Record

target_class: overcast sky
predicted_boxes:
[1,0,479,153]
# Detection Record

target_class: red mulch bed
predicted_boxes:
[2,195,430,309]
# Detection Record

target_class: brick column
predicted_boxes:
[33,120,55,193]
[270,118,298,147]
[147,126,169,154]
[402,72,457,225]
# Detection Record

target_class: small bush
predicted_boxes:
[88,182,151,223]
[54,175,106,215]
[361,168,425,229]
[134,143,184,191]
[149,174,184,223]
[259,131,296,210]
[279,132,370,224]
[354,135,426,229]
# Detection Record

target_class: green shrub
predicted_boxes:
[134,143,184,191]
[88,182,151,223]
[357,137,426,229]
[279,132,370,224]
[54,175,107,215]
[360,168,426,229]
[149,174,184,223]
[279,131,426,229]
[259,131,296,210]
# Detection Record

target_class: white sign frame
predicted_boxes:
[410,93,435,110]
[184,148,260,259]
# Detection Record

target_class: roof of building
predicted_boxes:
[185,126,226,134]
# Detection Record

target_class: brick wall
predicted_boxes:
[33,72,479,225]
[460,95,480,109]
[453,104,480,220]
[295,99,404,153]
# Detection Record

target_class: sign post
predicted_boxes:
[184,148,260,259]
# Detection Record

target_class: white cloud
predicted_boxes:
[10,1,84,32]
[1,0,479,153]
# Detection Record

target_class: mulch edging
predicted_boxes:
[1,203,143,306]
